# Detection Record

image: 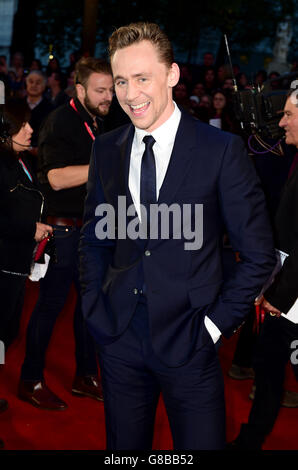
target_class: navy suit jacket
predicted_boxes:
[79,110,276,367]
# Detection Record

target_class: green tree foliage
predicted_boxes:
[35,0,295,61]
[36,0,84,58]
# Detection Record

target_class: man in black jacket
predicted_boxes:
[18,58,114,410]
[25,71,53,145]
[230,91,298,449]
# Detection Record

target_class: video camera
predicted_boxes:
[231,72,298,141]
[232,84,288,140]
[223,35,297,143]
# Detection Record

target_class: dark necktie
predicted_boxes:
[140,135,156,225]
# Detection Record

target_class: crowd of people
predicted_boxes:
[1,49,297,142]
[0,27,298,451]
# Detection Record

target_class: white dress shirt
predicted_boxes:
[128,102,221,344]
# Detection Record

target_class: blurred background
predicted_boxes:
[0,0,298,75]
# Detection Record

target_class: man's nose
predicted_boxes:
[126,81,139,102]
[279,115,286,128]
[106,89,113,102]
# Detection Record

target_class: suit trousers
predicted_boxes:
[21,226,98,381]
[238,315,298,448]
[232,307,257,368]
[97,295,226,450]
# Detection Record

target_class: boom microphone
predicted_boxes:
[0,80,4,106]
[0,80,5,130]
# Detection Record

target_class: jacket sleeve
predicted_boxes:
[79,139,115,341]
[264,241,298,313]
[207,135,276,338]
[265,166,298,313]
[0,166,37,241]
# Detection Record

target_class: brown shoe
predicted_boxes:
[281,391,298,408]
[248,387,298,408]
[0,399,8,414]
[228,364,255,380]
[18,380,68,411]
[72,375,104,402]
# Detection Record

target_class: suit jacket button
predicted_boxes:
[145,250,151,257]
[133,288,138,295]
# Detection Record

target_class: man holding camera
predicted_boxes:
[230,90,298,449]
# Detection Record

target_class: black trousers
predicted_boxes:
[238,315,298,448]
[98,297,226,450]
[21,226,98,381]
[232,306,257,368]
[0,271,26,351]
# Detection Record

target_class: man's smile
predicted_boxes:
[129,101,150,115]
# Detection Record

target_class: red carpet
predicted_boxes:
[0,280,297,450]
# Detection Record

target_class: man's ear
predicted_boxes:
[168,63,180,88]
[76,83,86,101]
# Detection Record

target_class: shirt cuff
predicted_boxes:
[204,315,222,344]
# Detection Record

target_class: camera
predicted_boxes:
[232,87,287,140]
[232,73,298,141]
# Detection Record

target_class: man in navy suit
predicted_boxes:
[79,22,276,450]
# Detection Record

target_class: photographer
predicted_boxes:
[0,97,52,449]
[229,90,298,449]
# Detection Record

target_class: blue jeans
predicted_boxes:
[21,226,98,381]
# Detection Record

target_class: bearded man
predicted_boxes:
[18,58,114,410]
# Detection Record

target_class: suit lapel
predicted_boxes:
[158,111,198,206]
[147,112,199,247]
[115,124,147,250]
[116,124,135,208]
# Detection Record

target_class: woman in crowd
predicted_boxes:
[45,57,61,77]
[0,98,52,348]
[210,89,239,133]
[0,98,52,448]
[203,67,217,94]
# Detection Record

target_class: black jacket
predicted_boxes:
[37,98,104,218]
[0,149,44,275]
[265,164,298,313]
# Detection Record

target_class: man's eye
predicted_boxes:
[116,81,126,87]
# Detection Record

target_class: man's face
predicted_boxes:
[193,83,205,97]
[26,73,46,98]
[203,53,214,67]
[111,40,179,132]
[174,84,188,100]
[279,97,298,147]
[80,72,114,117]
[205,69,215,83]
[223,78,234,90]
